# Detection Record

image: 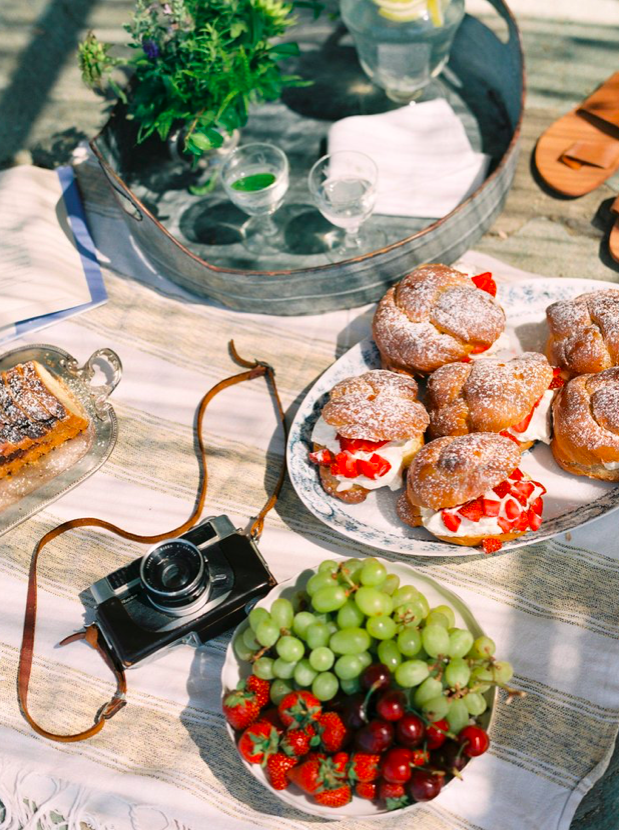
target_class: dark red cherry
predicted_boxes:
[395,713,425,748]
[342,694,368,730]
[376,689,406,722]
[458,725,490,758]
[408,769,444,802]
[381,746,413,784]
[433,740,468,775]
[354,719,394,753]
[360,663,391,692]
[425,718,449,750]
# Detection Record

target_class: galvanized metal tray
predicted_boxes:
[0,344,122,536]
[91,0,524,315]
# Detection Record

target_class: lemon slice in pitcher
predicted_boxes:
[373,0,444,25]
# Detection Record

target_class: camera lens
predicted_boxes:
[141,539,210,616]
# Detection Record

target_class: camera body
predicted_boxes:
[88,516,276,668]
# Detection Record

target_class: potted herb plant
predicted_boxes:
[79,0,308,162]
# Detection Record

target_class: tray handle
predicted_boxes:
[73,348,123,418]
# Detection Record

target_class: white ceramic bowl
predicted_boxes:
[221,558,495,819]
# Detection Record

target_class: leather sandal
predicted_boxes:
[535,72,619,197]
[610,195,619,264]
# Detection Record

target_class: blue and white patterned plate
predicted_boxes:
[287,277,619,557]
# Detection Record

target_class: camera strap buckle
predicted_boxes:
[99,693,127,722]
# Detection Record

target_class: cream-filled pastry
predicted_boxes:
[551,366,619,481]
[426,352,564,451]
[372,264,506,376]
[397,433,546,553]
[546,289,619,376]
[308,370,429,504]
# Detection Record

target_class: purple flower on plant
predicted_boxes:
[142,38,160,59]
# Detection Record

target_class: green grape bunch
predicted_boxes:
[233,557,524,724]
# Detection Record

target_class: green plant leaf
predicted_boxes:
[269,42,300,58]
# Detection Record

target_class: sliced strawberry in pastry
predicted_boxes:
[441,511,462,532]
[531,497,544,516]
[493,480,511,499]
[331,452,359,478]
[309,449,334,466]
[548,367,565,389]
[470,343,491,354]
[515,511,530,531]
[357,454,392,480]
[510,398,541,433]
[338,436,389,453]
[500,430,521,444]
[471,272,497,297]
[511,480,536,505]
[504,499,521,521]
[498,516,515,534]
[509,468,524,481]
[528,510,542,531]
[482,498,501,517]
[458,498,484,522]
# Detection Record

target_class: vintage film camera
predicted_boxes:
[88,515,276,668]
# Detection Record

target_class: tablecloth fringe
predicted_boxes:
[0,757,193,830]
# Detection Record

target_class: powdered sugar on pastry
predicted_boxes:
[372,264,506,375]
[406,433,520,510]
[546,289,619,375]
[322,370,429,441]
[427,353,554,439]
[551,367,619,479]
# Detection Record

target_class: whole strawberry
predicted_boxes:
[348,752,381,783]
[281,726,316,758]
[379,781,409,811]
[316,712,349,753]
[287,755,322,794]
[287,752,347,795]
[238,721,280,765]
[314,785,352,808]
[355,781,378,800]
[266,752,298,790]
[223,688,261,731]
[246,675,271,709]
[278,691,322,729]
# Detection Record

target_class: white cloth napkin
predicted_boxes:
[327,98,491,219]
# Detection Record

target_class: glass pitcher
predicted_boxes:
[340,0,465,103]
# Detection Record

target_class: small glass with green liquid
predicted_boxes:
[222,143,289,254]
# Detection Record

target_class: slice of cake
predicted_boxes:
[0,361,90,478]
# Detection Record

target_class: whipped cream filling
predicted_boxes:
[503,389,555,445]
[603,461,619,470]
[470,331,511,360]
[311,416,416,492]
[420,481,545,538]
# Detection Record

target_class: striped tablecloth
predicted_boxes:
[1,154,618,830]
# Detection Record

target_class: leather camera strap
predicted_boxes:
[17,341,287,742]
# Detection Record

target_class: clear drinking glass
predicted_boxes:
[221,143,289,253]
[308,151,380,256]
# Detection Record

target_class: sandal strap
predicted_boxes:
[560,140,619,170]
[577,71,619,136]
